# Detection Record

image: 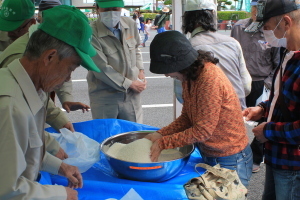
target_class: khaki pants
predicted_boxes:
[90,90,142,124]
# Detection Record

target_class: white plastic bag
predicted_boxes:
[256,86,270,105]
[50,128,100,173]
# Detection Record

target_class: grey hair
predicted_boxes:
[275,9,300,25]
[287,9,300,25]
[24,29,80,61]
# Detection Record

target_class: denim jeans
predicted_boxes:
[143,34,148,44]
[262,165,300,200]
[200,144,253,187]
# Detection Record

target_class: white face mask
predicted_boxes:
[262,17,287,48]
[100,11,121,29]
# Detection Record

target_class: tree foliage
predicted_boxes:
[217,0,233,11]
[164,0,172,5]
[217,11,250,20]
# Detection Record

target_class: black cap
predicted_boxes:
[256,0,300,22]
[38,0,62,12]
[245,0,300,33]
[150,31,198,74]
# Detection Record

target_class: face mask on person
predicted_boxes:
[100,11,121,29]
[262,17,287,48]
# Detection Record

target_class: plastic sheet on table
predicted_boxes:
[42,119,203,200]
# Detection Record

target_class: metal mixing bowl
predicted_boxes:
[100,131,194,182]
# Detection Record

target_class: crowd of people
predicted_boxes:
[133,7,172,47]
[0,0,299,199]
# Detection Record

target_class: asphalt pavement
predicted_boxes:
[54,29,265,200]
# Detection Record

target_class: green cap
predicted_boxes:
[0,0,35,31]
[96,0,124,8]
[39,5,100,72]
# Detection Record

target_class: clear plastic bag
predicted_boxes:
[256,86,270,105]
[50,128,100,173]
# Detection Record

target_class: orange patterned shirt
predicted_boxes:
[157,63,248,157]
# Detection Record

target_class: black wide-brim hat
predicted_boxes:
[150,31,198,74]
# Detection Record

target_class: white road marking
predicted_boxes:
[60,104,173,112]
[72,76,166,82]
[144,76,166,79]
[142,104,173,108]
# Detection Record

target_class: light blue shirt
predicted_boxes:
[108,23,122,42]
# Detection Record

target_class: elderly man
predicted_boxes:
[0,5,99,200]
[243,0,300,199]
[0,0,81,160]
[0,0,70,160]
[231,0,280,173]
[87,0,146,123]
[0,0,90,131]
[35,0,88,114]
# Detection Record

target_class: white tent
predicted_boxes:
[121,8,130,17]
[140,3,153,10]
[139,2,164,11]
[124,0,153,6]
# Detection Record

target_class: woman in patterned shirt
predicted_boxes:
[147,31,253,187]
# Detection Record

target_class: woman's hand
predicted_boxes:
[150,140,162,162]
[144,132,162,143]
[145,132,163,162]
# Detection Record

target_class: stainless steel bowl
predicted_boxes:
[100,131,195,182]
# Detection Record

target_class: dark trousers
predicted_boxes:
[247,80,265,165]
[250,137,264,164]
[246,80,264,107]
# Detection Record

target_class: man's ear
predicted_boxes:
[42,49,58,67]
[283,15,292,31]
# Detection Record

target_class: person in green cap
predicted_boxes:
[0,0,69,160]
[0,5,99,200]
[0,0,36,41]
[0,0,36,52]
[87,0,146,123]
[0,0,91,136]
[0,0,88,163]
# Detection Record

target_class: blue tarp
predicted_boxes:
[42,119,204,200]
